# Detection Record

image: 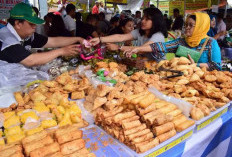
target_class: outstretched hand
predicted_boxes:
[124,48,139,58]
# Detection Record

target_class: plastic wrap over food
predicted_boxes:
[76,99,94,125]
[0,61,49,92]
[148,86,193,117]
[0,113,4,127]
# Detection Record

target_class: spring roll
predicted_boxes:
[60,139,85,155]
[172,114,187,127]
[167,109,182,117]
[154,115,173,126]
[46,152,63,157]
[124,124,146,136]
[0,143,20,151]
[139,93,156,108]
[127,129,150,141]
[9,151,24,157]
[153,101,167,109]
[131,94,148,105]
[121,116,140,124]
[24,135,54,156]
[14,92,24,105]
[157,129,176,143]
[101,107,123,118]
[136,138,159,153]
[143,110,161,121]
[124,91,148,104]
[157,105,176,114]
[56,130,82,144]
[176,120,195,132]
[30,142,60,157]
[153,122,174,136]
[55,125,81,137]
[137,103,156,115]
[113,111,136,123]
[146,114,164,126]
[132,132,153,144]
[0,145,22,157]
[22,130,47,145]
[122,120,141,130]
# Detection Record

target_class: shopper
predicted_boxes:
[92,1,100,14]
[97,12,110,35]
[89,7,167,53]
[172,8,184,31]
[63,4,76,36]
[125,12,221,71]
[0,3,84,67]
[108,17,120,33]
[216,12,226,41]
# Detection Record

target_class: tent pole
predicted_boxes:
[157,0,159,8]
[184,0,186,17]
[87,0,89,12]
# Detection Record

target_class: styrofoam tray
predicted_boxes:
[194,102,231,132]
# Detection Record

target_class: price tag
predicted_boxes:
[145,131,193,157]
[197,107,228,131]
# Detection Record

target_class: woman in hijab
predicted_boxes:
[208,15,225,40]
[125,12,221,70]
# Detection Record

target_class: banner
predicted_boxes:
[106,0,127,5]
[169,1,184,16]
[0,0,27,19]
[186,0,208,10]
[142,0,150,9]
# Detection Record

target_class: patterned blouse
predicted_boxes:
[150,37,222,70]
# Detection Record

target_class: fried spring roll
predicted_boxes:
[22,130,47,145]
[56,130,82,144]
[60,139,85,155]
[139,93,156,108]
[120,116,140,125]
[157,105,176,114]
[14,92,24,105]
[172,114,187,127]
[124,91,148,104]
[157,129,176,143]
[137,103,156,115]
[113,111,136,123]
[154,115,173,126]
[0,145,22,157]
[167,109,182,117]
[176,120,195,132]
[30,142,60,157]
[143,110,161,121]
[131,94,148,105]
[122,120,141,130]
[127,129,150,141]
[0,143,19,151]
[124,124,146,136]
[9,151,24,157]
[146,114,164,126]
[24,135,54,156]
[46,152,63,157]
[101,107,123,118]
[55,126,81,137]
[154,101,167,109]
[132,132,153,144]
[153,122,174,136]
[136,138,159,153]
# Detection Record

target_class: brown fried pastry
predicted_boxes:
[30,142,60,157]
[176,120,195,132]
[60,139,85,155]
[157,129,176,143]
[153,122,174,136]
[71,91,85,100]
[56,130,82,144]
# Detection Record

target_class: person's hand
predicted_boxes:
[82,39,92,48]
[124,48,139,58]
[89,37,100,46]
[188,54,195,64]
[60,45,80,57]
[106,43,119,51]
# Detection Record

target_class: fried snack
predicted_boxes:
[45,152,63,157]
[96,84,112,97]
[14,92,24,106]
[131,132,153,144]
[121,116,140,124]
[0,143,20,151]
[139,93,156,108]
[137,103,156,115]
[153,122,174,136]
[71,91,85,99]
[9,151,24,157]
[0,145,22,157]
[122,120,141,130]
[190,73,200,82]
[24,135,54,156]
[124,91,148,104]
[55,125,82,138]
[190,107,204,120]
[56,130,82,144]
[127,129,150,141]
[154,115,173,126]
[143,110,161,121]
[205,75,217,82]
[176,79,189,85]
[30,142,60,157]
[172,114,188,127]
[136,138,159,153]
[60,139,85,155]
[167,109,182,117]
[101,107,124,118]
[176,120,195,132]
[157,129,176,143]
[23,93,31,104]
[124,124,147,136]
[113,111,136,123]
[93,97,107,110]
[178,57,191,65]
[157,104,177,114]
[29,91,47,102]
[153,101,168,109]
[196,104,210,116]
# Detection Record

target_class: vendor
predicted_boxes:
[124,12,221,71]
[0,3,84,67]
[89,7,167,59]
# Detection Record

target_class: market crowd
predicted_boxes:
[0,1,231,70]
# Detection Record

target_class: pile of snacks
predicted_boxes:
[95,90,195,153]
[0,125,95,157]
[145,57,232,120]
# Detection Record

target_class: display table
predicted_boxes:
[158,108,232,157]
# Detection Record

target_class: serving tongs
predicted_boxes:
[158,66,183,79]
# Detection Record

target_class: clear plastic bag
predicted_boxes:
[148,86,193,117]
[0,61,49,94]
